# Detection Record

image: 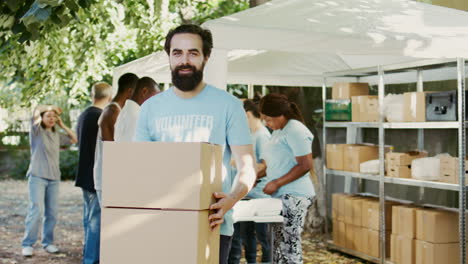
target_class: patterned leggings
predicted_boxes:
[273,194,313,264]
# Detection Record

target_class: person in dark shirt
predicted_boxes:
[75,82,112,264]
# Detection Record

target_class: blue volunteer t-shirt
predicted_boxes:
[135,84,252,236]
[247,125,271,199]
[261,119,315,198]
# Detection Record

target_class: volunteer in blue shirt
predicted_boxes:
[259,93,317,264]
[228,99,272,264]
[135,24,256,264]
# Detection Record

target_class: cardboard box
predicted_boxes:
[101,207,219,264]
[391,234,416,264]
[352,197,367,227]
[352,96,379,122]
[353,226,364,253]
[345,196,363,225]
[335,221,346,247]
[415,208,459,243]
[392,205,417,238]
[332,193,351,222]
[439,156,468,184]
[343,144,379,172]
[332,220,340,245]
[415,240,459,264]
[102,142,222,210]
[387,165,411,178]
[362,228,391,258]
[332,82,369,100]
[404,92,426,122]
[386,151,429,167]
[326,144,345,171]
[362,199,395,231]
[345,223,355,250]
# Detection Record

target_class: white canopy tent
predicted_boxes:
[114,0,468,88]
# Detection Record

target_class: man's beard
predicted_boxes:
[171,64,204,92]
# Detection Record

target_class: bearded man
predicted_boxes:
[135,24,256,264]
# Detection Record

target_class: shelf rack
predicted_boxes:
[322,58,467,264]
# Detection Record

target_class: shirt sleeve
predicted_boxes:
[256,132,270,162]
[59,132,72,146]
[135,101,152,142]
[285,121,314,157]
[226,100,251,146]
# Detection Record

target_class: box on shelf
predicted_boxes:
[343,144,379,172]
[391,234,416,264]
[415,240,459,264]
[352,196,368,227]
[362,199,396,231]
[403,92,426,122]
[332,193,352,222]
[344,196,364,225]
[386,151,429,167]
[425,90,468,121]
[415,208,459,243]
[101,207,219,264]
[325,99,352,121]
[392,205,417,238]
[351,95,379,122]
[439,156,468,185]
[326,144,346,171]
[345,223,355,250]
[387,165,411,178]
[332,82,369,100]
[102,142,222,210]
[362,228,391,258]
[333,220,346,247]
[353,225,364,253]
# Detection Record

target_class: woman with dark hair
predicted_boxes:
[259,93,317,264]
[21,105,77,257]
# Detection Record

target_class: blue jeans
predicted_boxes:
[96,190,102,208]
[229,222,271,264]
[22,176,59,248]
[82,189,101,264]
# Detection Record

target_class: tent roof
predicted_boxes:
[114,0,468,87]
[203,0,468,58]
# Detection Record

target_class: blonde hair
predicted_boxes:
[91,82,112,100]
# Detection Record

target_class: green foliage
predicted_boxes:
[0,0,249,113]
[5,148,78,181]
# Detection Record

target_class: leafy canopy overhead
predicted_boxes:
[0,0,248,114]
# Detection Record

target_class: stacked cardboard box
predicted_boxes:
[439,156,468,184]
[326,144,379,172]
[415,208,460,264]
[100,142,222,264]
[391,205,417,264]
[361,199,396,258]
[352,96,379,122]
[386,151,428,178]
[332,193,348,247]
[332,194,397,258]
[332,82,369,100]
[326,144,346,171]
[343,145,379,172]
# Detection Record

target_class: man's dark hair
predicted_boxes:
[243,99,261,119]
[117,73,139,94]
[134,76,160,96]
[164,24,213,58]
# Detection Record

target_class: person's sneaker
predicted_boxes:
[44,244,59,254]
[22,246,33,257]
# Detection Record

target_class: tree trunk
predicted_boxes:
[249,0,270,7]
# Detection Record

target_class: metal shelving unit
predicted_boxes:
[322,58,467,264]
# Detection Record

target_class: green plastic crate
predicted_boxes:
[325,99,352,121]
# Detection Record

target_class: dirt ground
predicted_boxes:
[0,180,366,264]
